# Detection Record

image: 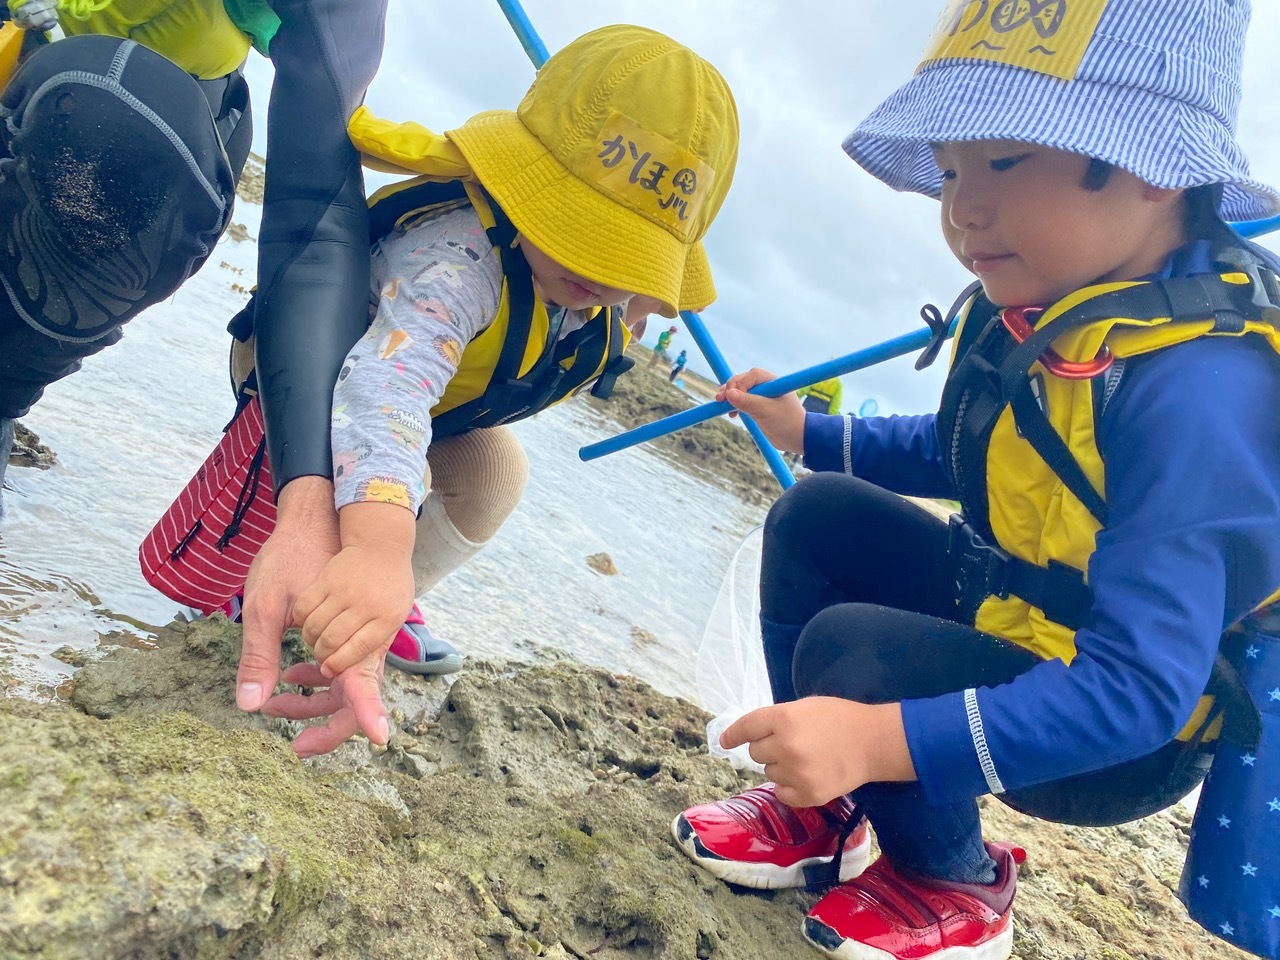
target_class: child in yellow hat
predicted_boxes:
[275,24,738,738]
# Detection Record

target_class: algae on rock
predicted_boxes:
[0,617,1258,959]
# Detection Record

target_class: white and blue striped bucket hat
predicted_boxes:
[844,0,1280,223]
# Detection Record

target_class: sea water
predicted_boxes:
[0,202,768,705]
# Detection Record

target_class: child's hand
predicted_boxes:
[293,502,416,678]
[715,368,806,453]
[293,543,415,676]
[720,697,916,808]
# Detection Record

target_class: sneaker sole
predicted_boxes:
[671,813,871,890]
[385,651,465,676]
[801,912,1013,960]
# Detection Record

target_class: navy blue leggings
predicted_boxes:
[760,472,1207,879]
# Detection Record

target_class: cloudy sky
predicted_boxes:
[245,2,1280,415]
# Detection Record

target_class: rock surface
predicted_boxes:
[586,552,619,576]
[7,422,57,470]
[0,617,1254,960]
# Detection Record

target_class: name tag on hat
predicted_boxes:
[586,110,715,240]
[920,0,1110,81]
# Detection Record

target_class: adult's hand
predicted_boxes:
[261,654,389,758]
[236,476,341,713]
[720,697,916,808]
[715,367,807,453]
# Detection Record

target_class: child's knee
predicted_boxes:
[792,603,886,700]
[764,472,847,542]
[426,427,528,543]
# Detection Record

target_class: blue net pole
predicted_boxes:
[582,322,947,462]
[1233,214,1280,239]
[494,0,550,68]
[679,310,796,489]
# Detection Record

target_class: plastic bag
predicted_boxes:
[695,525,772,773]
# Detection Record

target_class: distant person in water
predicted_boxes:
[787,377,843,468]
[669,350,689,382]
[650,324,678,366]
[795,376,842,416]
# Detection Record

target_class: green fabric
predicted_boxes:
[223,0,278,55]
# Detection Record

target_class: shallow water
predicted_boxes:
[0,203,768,703]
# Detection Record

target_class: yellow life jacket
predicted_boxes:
[351,108,634,437]
[936,251,1280,740]
[799,377,841,408]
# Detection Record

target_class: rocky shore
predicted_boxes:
[0,611,1255,960]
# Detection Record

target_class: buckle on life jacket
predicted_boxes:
[1239,260,1280,324]
[947,514,1011,617]
[1001,306,1113,380]
[915,302,950,370]
[482,377,535,420]
[590,353,635,399]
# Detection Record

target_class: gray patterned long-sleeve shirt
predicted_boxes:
[331,204,592,513]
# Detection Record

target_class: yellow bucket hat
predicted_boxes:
[448,24,739,318]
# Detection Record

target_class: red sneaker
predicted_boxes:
[385,602,464,676]
[672,783,871,889]
[802,842,1025,960]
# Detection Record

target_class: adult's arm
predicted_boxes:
[256,0,387,490]
[235,0,386,720]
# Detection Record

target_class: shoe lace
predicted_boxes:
[804,798,865,891]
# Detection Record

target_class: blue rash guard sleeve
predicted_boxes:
[802,411,955,499]
[254,0,387,493]
[901,334,1280,804]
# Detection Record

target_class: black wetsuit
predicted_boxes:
[0,1,386,494]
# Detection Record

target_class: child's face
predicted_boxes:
[932,141,1186,307]
[518,237,635,311]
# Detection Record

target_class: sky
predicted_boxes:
[244,1,1280,416]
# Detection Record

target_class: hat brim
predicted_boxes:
[449,110,715,317]
[843,61,1280,223]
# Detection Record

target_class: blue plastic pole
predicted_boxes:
[587,210,1280,469]
[582,322,945,462]
[493,0,550,68]
[1233,214,1280,239]
[679,310,796,489]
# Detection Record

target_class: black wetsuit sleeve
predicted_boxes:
[255,0,387,493]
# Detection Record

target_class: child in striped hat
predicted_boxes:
[675,2,1280,958]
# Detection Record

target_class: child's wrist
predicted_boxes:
[338,501,416,557]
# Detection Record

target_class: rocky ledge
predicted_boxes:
[0,617,1253,960]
